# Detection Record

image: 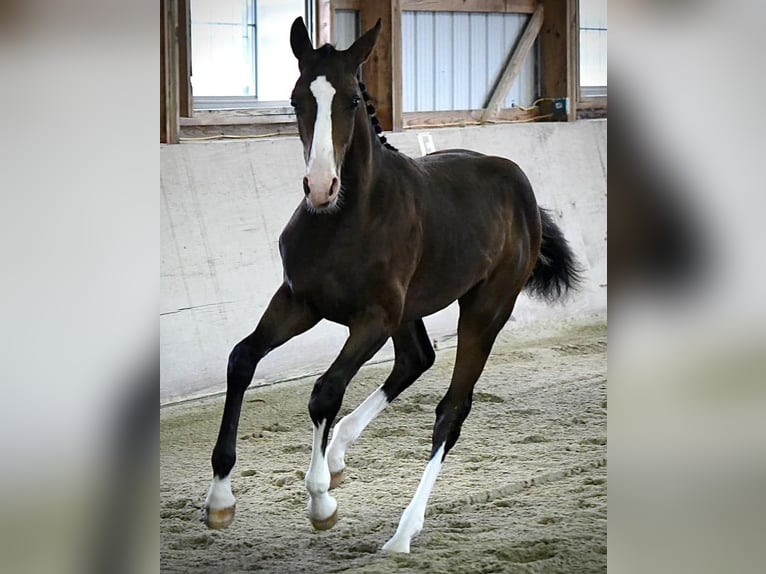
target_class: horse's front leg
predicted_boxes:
[204,284,318,529]
[305,307,392,530]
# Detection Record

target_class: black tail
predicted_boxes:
[525,208,582,302]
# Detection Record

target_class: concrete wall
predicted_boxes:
[161,120,606,404]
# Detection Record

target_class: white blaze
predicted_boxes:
[306,75,338,205]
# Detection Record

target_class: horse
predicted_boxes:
[203,17,580,554]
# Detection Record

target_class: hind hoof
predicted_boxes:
[204,505,235,529]
[310,509,338,531]
[329,470,344,490]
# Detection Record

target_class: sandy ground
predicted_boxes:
[161,317,606,573]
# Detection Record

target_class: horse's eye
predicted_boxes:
[351,96,360,109]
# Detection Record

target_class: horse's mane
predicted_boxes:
[357,81,398,152]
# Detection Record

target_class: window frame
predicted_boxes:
[190,0,315,111]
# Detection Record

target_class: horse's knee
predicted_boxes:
[308,374,345,427]
[227,340,262,390]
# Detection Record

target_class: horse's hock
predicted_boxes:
[160,120,606,404]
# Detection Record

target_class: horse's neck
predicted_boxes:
[342,113,382,205]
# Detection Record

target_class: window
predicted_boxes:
[579,0,607,97]
[401,11,537,113]
[190,0,311,109]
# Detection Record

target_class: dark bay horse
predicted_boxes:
[204,17,580,553]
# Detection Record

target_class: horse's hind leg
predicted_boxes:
[326,319,435,488]
[382,283,523,553]
[204,284,318,529]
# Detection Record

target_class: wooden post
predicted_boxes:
[161,0,179,143]
[359,0,402,131]
[177,0,192,118]
[480,3,544,123]
[539,0,576,121]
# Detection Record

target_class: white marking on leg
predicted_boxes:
[305,420,338,523]
[305,75,340,210]
[205,473,235,510]
[382,443,446,554]
[327,385,390,475]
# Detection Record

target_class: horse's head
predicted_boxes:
[289,17,380,213]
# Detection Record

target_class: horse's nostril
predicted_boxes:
[303,177,311,196]
[328,177,339,197]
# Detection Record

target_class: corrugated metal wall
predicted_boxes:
[402,11,536,112]
[333,9,537,113]
[334,10,360,50]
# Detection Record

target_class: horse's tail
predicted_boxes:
[525,208,582,302]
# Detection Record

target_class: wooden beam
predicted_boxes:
[179,108,296,126]
[177,0,192,117]
[333,0,362,10]
[480,3,543,123]
[403,107,540,128]
[539,0,576,121]
[402,0,537,14]
[160,0,167,142]
[359,0,402,132]
[161,0,179,143]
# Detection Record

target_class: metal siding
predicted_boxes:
[451,13,471,110]
[415,12,435,111]
[402,11,536,112]
[434,12,453,111]
[334,10,359,50]
[502,14,535,108]
[402,11,416,111]
[486,13,506,108]
[469,13,487,109]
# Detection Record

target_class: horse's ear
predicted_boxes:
[344,18,381,69]
[290,17,313,62]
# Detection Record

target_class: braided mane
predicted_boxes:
[357,81,398,152]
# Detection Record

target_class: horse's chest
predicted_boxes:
[282,252,367,322]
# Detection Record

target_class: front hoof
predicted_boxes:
[310,509,338,531]
[204,505,235,529]
[329,470,344,490]
[381,536,411,554]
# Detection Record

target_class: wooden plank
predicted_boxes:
[402,0,537,14]
[176,0,192,117]
[360,0,402,131]
[160,0,167,142]
[480,3,543,122]
[539,0,576,121]
[334,0,362,9]
[180,108,296,126]
[576,97,607,110]
[161,0,179,143]
[179,123,299,140]
[403,107,540,128]
[570,0,579,119]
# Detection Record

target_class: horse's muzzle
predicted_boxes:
[304,175,339,210]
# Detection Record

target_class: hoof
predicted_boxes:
[204,505,235,529]
[310,509,338,531]
[329,470,344,490]
[381,536,410,554]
